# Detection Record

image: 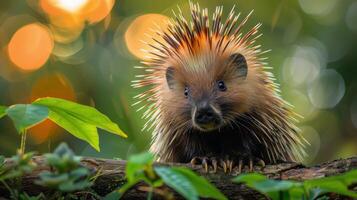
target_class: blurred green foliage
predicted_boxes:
[233,171,357,199]
[0,0,356,165]
[116,151,227,200]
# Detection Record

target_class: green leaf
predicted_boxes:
[233,173,303,200]
[288,187,306,200]
[232,173,268,185]
[305,178,357,198]
[126,152,154,182]
[128,152,154,165]
[253,180,302,193]
[155,167,199,200]
[6,104,48,133]
[33,97,127,138]
[59,180,92,192]
[0,106,6,119]
[46,107,100,151]
[341,169,357,185]
[37,172,69,187]
[304,170,357,198]
[104,191,121,200]
[171,167,227,200]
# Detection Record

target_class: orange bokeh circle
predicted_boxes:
[124,14,170,60]
[8,23,54,71]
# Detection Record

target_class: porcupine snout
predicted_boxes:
[193,100,223,132]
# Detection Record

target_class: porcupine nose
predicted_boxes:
[195,107,216,124]
[194,101,219,126]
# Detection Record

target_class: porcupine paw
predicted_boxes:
[190,155,235,173]
[235,155,266,174]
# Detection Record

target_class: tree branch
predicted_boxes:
[1,156,357,199]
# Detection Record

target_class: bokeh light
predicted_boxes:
[285,90,317,121]
[39,0,114,45]
[124,14,170,60]
[51,0,88,12]
[85,0,115,24]
[29,73,76,144]
[0,14,37,47]
[52,36,84,58]
[345,1,357,32]
[40,0,114,25]
[298,0,338,16]
[7,23,54,71]
[308,69,345,109]
[282,38,327,87]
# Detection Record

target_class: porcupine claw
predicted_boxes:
[236,155,266,173]
[190,156,235,173]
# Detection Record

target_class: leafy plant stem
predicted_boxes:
[147,186,153,200]
[20,130,27,154]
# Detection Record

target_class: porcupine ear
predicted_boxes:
[229,53,248,79]
[165,67,175,90]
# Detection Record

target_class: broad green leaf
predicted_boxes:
[233,173,303,200]
[0,106,6,119]
[6,104,48,133]
[309,188,326,200]
[340,169,357,185]
[232,173,268,185]
[33,97,127,138]
[288,187,306,200]
[59,180,92,192]
[305,179,357,198]
[252,180,302,200]
[126,152,154,182]
[118,179,140,195]
[128,152,154,165]
[155,167,198,200]
[172,167,227,200]
[253,180,302,193]
[104,191,121,200]
[304,170,357,198]
[46,107,100,151]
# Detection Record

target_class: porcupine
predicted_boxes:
[132,2,307,173]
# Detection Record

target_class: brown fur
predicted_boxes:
[133,2,306,164]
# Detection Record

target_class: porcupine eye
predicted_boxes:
[184,86,189,97]
[217,80,227,91]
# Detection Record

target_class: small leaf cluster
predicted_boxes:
[0,151,36,182]
[36,143,92,192]
[108,152,227,200]
[233,171,357,200]
[0,97,127,151]
[0,151,37,199]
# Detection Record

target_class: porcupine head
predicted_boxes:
[133,2,307,165]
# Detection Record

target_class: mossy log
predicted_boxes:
[1,156,357,199]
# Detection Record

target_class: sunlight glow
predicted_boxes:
[53,0,88,13]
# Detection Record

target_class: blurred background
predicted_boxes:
[0,0,356,165]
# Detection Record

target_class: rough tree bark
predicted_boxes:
[1,156,357,199]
